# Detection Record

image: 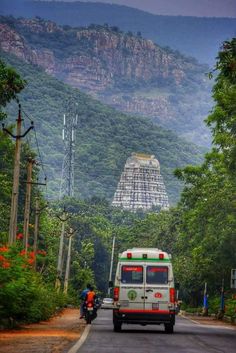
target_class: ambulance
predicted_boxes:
[112,248,176,333]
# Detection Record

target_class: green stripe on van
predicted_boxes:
[119,257,170,262]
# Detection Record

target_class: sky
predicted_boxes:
[50,0,236,18]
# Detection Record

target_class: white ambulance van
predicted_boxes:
[113,248,176,333]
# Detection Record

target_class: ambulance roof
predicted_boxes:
[119,248,171,261]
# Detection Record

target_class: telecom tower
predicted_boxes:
[60,108,78,199]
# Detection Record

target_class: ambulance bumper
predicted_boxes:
[113,309,175,325]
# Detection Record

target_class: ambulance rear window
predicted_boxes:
[121,265,143,284]
[146,266,168,284]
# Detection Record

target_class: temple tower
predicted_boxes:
[112,153,169,212]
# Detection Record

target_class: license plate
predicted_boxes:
[152,303,159,309]
[88,307,93,311]
[120,300,129,307]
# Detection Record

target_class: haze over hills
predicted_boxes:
[1,50,205,204]
[0,0,235,65]
[0,16,213,146]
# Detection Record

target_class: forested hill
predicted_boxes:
[0,16,212,146]
[1,50,205,204]
[0,0,235,65]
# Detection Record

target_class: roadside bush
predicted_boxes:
[25,283,66,322]
[225,298,236,322]
[0,244,66,324]
[182,306,202,314]
[208,295,236,321]
[208,296,220,315]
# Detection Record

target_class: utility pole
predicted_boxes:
[33,195,47,269]
[60,107,78,199]
[55,209,71,291]
[108,236,116,296]
[23,158,35,252]
[2,104,34,245]
[64,228,76,295]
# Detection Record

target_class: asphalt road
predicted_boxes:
[76,309,236,353]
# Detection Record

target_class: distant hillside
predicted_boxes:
[0,16,212,146]
[1,50,205,204]
[0,0,235,65]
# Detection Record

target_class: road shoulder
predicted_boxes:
[0,308,86,353]
[179,312,236,330]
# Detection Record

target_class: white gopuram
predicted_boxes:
[112,153,169,212]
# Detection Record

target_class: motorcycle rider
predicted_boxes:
[84,286,98,321]
[85,286,96,305]
[79,283,91,319]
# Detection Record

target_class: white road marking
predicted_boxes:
[67,325,91,353]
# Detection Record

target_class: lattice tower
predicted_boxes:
[59,105,78,199]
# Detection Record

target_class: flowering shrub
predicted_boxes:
[0,244,65,324]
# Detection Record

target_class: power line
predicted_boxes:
[33,127,47,181]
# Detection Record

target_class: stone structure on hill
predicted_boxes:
[112,153,169,212]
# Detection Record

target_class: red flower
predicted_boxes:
[0,246,8,253]
[20,249,26,256]
[0,255,6,262]
[16,233,23,240]
[2,261,10,268]
[29,251,35,258]
[37,249,47,256]
[27,258,34,265]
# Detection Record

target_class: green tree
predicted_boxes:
[173,39,236,304]
[207,39,236,173]
[0,60,26,241]
[0,59,26,120]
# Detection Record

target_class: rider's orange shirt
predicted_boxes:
[86,290,95,303]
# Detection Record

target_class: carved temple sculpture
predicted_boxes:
[112,153,169,212]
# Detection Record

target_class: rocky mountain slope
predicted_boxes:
[0,16,212,146]
[1,0,235,66]
[2,50,205,204]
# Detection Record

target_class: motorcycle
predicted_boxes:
[84,301,97,324]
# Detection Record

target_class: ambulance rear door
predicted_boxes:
[144,264,170,312]
[119,263,145,311]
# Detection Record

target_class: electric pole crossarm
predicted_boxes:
[2,121,34,138]
[21,122,34,137]
[22,181,47,186]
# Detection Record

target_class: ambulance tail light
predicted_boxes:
[114,287,119,301]
[169,288,175,303]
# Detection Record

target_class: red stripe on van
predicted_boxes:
[118,309,170,314]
